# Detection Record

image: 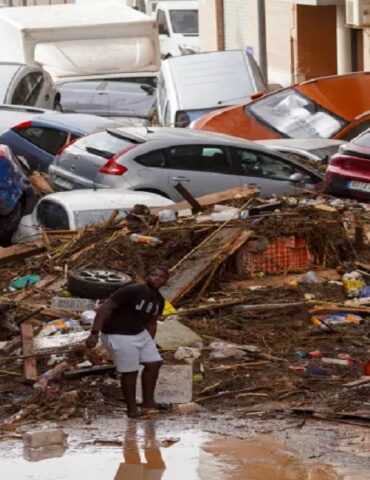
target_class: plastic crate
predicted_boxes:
[236,236,313,277]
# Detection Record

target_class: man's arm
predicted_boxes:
[86,298,118,348]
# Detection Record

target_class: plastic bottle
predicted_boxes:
[34,361,70,390]
[158,209,176,223]
[130,233,162,246]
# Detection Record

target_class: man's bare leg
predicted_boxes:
[120,371,139,417]
[141,361,162,409]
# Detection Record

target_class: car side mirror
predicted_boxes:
[289,172,309,184]
[158,24,169,36]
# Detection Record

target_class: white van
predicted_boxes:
[156,1,199,58]
[0,2,161,85]
[157,50,268,127]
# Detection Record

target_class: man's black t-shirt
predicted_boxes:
[101,283,165,335]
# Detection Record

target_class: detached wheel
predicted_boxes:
[67,269,132,299]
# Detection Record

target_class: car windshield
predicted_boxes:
[0,64,19,102]
[37,201,70,230]
[76,130,136,159]
[352,131,370,147]
[74,209,128,229]
[169,10,198,34]
[247,89,347,139]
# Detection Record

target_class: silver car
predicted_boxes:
[0,62,60,110]
[49,127,323,201]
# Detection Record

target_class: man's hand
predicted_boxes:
[86,332,99,349]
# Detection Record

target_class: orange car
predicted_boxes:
[191,72,370,142]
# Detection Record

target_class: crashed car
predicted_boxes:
[12,188,173,243]
[0,144,37,245]
[192,72,370,142]
[325,129,370,200]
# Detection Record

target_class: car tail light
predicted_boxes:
[98,144,137,176]
[13,120,33,130]
[56,138,78,156]
[329,157,345,167]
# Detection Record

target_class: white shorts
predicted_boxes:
[101,330,162,373]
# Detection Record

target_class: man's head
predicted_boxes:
[146,266,169,289]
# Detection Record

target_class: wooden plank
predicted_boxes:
[174,183,203,213]
[21,323,37,382]
[343,376,370,387]
[151,186,259,213]
[160,227,248,305]
[0,244,45,265]
[222,269,341,290]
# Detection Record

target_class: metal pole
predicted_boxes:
[257,0,268,83]
[336,4,352,74]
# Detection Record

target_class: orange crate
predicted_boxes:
[236,236,313,277]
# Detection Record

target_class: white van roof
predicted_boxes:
[163,50,262,110]
[0,2,151,29]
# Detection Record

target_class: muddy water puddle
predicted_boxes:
[1,421,341,480]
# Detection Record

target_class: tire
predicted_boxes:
[67,269,132,299]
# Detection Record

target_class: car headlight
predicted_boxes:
[179,44,197,55]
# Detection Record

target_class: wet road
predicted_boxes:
[0,419,342,480]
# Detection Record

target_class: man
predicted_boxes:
[86,266,169,418]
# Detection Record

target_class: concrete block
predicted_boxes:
[23,444,66,462]
[51,296,96,312]
[156,318,202,351]
[136,364,192,404]
[23,428,67,448]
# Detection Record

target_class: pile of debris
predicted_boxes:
[2,185,370,432]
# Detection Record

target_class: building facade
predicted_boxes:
[199,0,367,86]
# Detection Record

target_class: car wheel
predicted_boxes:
[67,269,132,299]
[0,202,22,247]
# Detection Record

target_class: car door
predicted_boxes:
[13,125,72,172]
[231,147,317,197]
[157,8,174,57]
[164,145,240,201]
[60,81,100,114]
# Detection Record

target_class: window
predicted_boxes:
[157,9,169,34]
[37,201,69,230]
[247,89,347,139]
[135,150,165,167]
[165,145,232,174]
[15,127,69,155]
[233,148,299,181]
[12,73,45,106]
[169,10,198,34]
[77,130,136,159]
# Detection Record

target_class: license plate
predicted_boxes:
[347,180,370,193]
[53,177,73,190]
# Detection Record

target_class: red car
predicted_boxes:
[325,130,370,200]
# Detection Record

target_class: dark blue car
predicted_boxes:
[0,112,122,173]
[0,145,37,245]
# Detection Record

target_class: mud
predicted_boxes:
[1,413,370,479]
